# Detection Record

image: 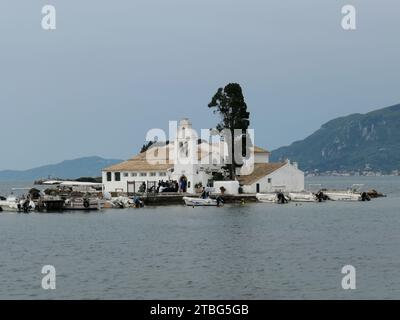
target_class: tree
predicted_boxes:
[140,140,170,153]
[208,83,251,180]
[140,141,155,153]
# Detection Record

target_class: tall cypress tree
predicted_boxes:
[208,83,251,180]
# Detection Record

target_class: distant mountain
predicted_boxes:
[271,104,400,173]
[0,156,122,181]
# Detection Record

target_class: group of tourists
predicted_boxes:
[137,176,191,194]
[157,180,179,193]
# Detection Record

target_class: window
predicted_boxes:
[107,172,112,182]
[150,172,156,177]
[159,172,166,177]
[131,172,137,177]
[140,172,147,177]
[115,172,121,181]
[123,172,129,177]
[268,178,272,183]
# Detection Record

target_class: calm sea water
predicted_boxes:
[0,176,400,299]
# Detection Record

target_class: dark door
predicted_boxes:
[256,183,260,193]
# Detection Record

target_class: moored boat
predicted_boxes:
[0,196,19,212]
[288,192,318,202]
[288,191,327,202]
[109,196,144,208]
[0,196,35,213]
[323,184,371,202]
[183,196,224,207]
[256,192,289,204]
[323,191,367,201]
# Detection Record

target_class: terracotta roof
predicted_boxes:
[103,159,173,172]
[103,144,270,172]
[253,146,270,154]
[237,162,286,185]
[103,145,209,172]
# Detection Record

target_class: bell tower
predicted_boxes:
[171,118,200,194]
[176,118,195,159]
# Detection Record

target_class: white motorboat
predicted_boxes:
[256,193,289,204]
[323,184,370,202]
[183,196,223,207]
[0,196,35,212]
[0,196,19,212]
[110,196,132,208]
[256,193,277,203]
[324,191,362,201]
[288,192,318,202]
[109,196,144,208]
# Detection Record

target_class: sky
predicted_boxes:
[0,0,399,170]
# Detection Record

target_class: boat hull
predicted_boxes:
[256,193,289,203]
[0,202,19,212]
[183,197,219,206]
[64,198,100,211]
[324,192,361,201]
[288,192,317,202]
[0,198,35,212]
[256,193,278,203]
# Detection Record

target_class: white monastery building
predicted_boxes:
[102,119,304,194]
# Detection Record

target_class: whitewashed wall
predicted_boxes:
[214,181,240,195]
[171,164,213,194]
[102,171,169,193]
[242,163,304,193]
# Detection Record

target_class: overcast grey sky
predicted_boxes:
[0,0,399,170]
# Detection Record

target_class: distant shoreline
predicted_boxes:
[306,173,400,177]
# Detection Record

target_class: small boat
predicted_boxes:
[110,196,144,208]
[183,196,223,207]
[323,184,370,202]
[0,196,19,212]
[256,193,277,203]
[288,191,327,202]
[324,191,361,201]
[0,196,35,213]
[109,196,132,208]
[288,192,318,202]
[64,197,101,211]
[256,192,289,204]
